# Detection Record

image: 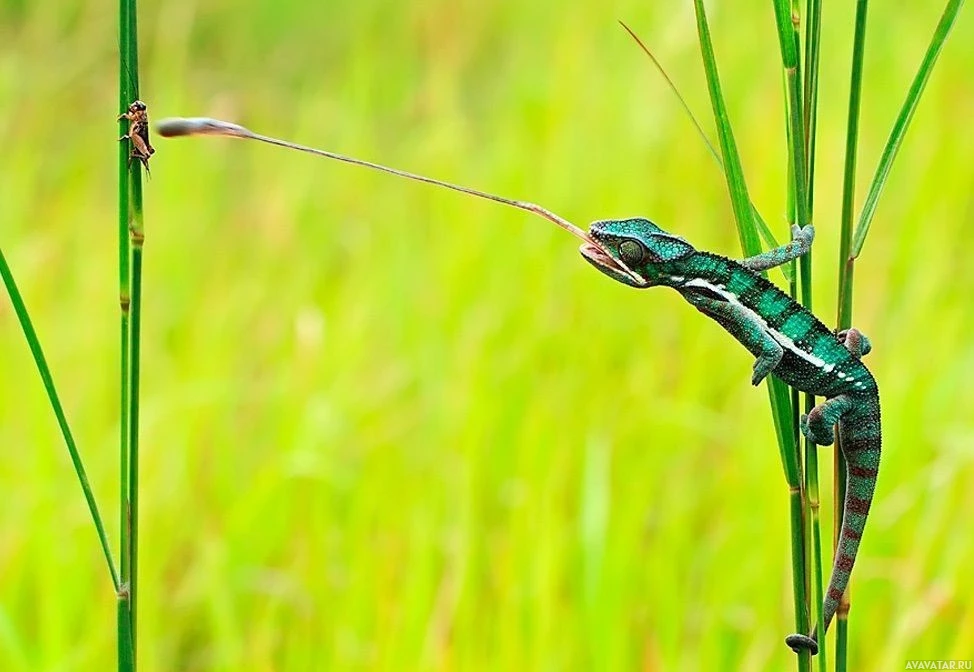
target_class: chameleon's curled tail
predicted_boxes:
[787,400,881,656]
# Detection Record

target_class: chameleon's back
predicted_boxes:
[677,252,876,398]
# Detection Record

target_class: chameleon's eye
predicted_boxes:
[618,239,646,265]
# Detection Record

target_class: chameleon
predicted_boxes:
[579,217,881,655]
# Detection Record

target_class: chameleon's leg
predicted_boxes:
[683,292,783,385]
[800,329,871,441]
[739,225,815,272]
[800,395,853,446]
[837,328,871,358]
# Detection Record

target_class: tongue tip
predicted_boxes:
[578,242,600,258]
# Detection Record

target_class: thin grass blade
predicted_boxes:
[691,0,799,479]
[0,250,119,590]
[851,0,964,258]
[689,1,761,254]
[619,21,789,278]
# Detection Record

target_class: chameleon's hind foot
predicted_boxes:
[802,395,854,446]
[837,328,871,358]
[785,633,819,656]
[800,409,836,446]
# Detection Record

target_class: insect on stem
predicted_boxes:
[119,100,155,174]
[154,116,596,246]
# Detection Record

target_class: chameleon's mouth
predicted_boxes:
[579,243,647,287]
[579,242,618,269]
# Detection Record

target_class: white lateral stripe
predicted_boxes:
[683,278,836,373]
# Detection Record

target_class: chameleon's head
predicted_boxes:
[580,217,696,287]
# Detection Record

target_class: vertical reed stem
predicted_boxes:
[118,0,145,667]
[834,4,869,668]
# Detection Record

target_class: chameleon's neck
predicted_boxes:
[644,253,715,289]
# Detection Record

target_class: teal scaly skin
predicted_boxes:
[580,217,881,656]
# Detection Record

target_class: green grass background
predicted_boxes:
[2,1,973,669]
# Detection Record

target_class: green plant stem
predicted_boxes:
[0,250,120,590]
[803,0,822,211]
[128,234,144,664]
[798,7,826,669]
[834,2,869,667]
[772,1,809,255]
[783,61,815,672]
[804,439,826,672]
[837,0,867,328]
[773,3,820,668]
[118,0,143,668]
[117,602,134,672]
[117,58,134,672]
[128,159,146,666]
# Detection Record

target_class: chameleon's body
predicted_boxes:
[579,218,881,655]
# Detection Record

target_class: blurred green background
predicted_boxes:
[2,1,973,669]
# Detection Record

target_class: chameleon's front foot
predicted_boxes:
[751,357,775,386]
[750,346,784,386]
[790,224,815,247]
[785,633,819,656]
[751,361,770,386]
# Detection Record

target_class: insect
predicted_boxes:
[118,100,155,173]
[155,116,880,656]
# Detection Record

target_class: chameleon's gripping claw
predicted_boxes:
[785,633,819,656]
